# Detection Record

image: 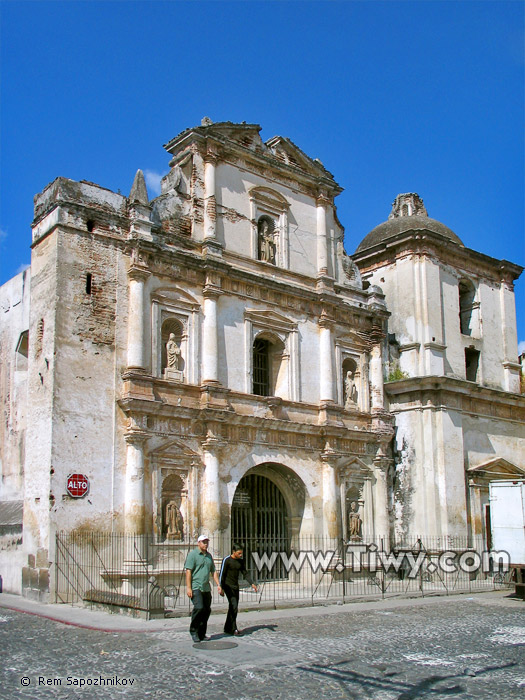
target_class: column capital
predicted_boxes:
[201,435,226,453]
[316,192,331,207]
[370,322,385,344]
[204,148,219,165]
[124,431,149,446]
[318,309,335,329]
[128,264,151,282]
[321,449,338,466]
[373,455,393,472]
[203,284,223,299]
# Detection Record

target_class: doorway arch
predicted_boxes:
[232,471,291,580]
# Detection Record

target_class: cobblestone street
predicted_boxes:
[1,591,524,699]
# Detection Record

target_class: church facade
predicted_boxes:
[1,120,524,599]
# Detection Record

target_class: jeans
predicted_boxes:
[189,589,212,640]
[223,584,239,634]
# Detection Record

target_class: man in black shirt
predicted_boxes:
[219,544,258,635]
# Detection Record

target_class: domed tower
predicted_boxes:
[353,194,524,541]
[354,193,520,387]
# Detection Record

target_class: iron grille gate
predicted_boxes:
[231,473,290,580]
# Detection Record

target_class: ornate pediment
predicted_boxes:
[265,136,335,180]
[149,439,201,466]
[467,458,525,484]
[245,308,297,333]
[336,330,369,351]
[203,121,264,150]
[152,286,200,310]
[338,456,374,478]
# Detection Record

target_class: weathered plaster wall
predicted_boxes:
[0,270,30,499]
[391,399,466,538]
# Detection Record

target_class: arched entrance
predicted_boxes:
[232,472,290,580]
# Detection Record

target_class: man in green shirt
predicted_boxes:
[185,535,222,643]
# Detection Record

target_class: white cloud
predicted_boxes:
[518,340,525,355]
[144,169,167,198]
[0,228,7,242]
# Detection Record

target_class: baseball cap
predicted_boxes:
[197,534,210,542]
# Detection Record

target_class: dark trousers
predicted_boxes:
[189,589,212,640]
[223,584,240,634]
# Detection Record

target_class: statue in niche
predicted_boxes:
[344,369,358,408]
[165,500,184,540]
[258,218,276,264]
[166,333,181,369]
[347,501,362,540]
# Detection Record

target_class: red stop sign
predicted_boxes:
[66,473,89,498]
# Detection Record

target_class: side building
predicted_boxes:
[353,193,525,543]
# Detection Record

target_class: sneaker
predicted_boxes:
[233,629,243,636]
[200,635,211,641]
[191,635,200,643]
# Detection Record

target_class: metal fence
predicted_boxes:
[55,532,512,619]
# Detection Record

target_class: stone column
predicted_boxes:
[201,436,223,535]
[362,478,374,541]
[321,454,339,540]
[370,343,384,411]
[127,266,149,371]
[373,459,390,548]
[316,194,329,276]
[203,152,217,241]
[319,312,335,403]
[124,433,147,533]
[201,287,220,385]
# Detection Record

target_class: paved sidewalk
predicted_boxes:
[0,588,521,632]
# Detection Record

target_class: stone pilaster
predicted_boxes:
[127,266,150,372]
[201,435,224,535]
[319,311,335,404]
[373,454,391,546]
[321,450,339,539]
[316,193,330,277]
[124,432,148,534]
[201,284,222,385]
[203,151,218,241]
[370,342,384,411]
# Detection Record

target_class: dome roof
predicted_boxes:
[355,193,463,253]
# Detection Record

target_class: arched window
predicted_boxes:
[459,279,477,336]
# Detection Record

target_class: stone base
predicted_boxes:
[164,368,183,382]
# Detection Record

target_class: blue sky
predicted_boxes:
[1,0,524,348]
